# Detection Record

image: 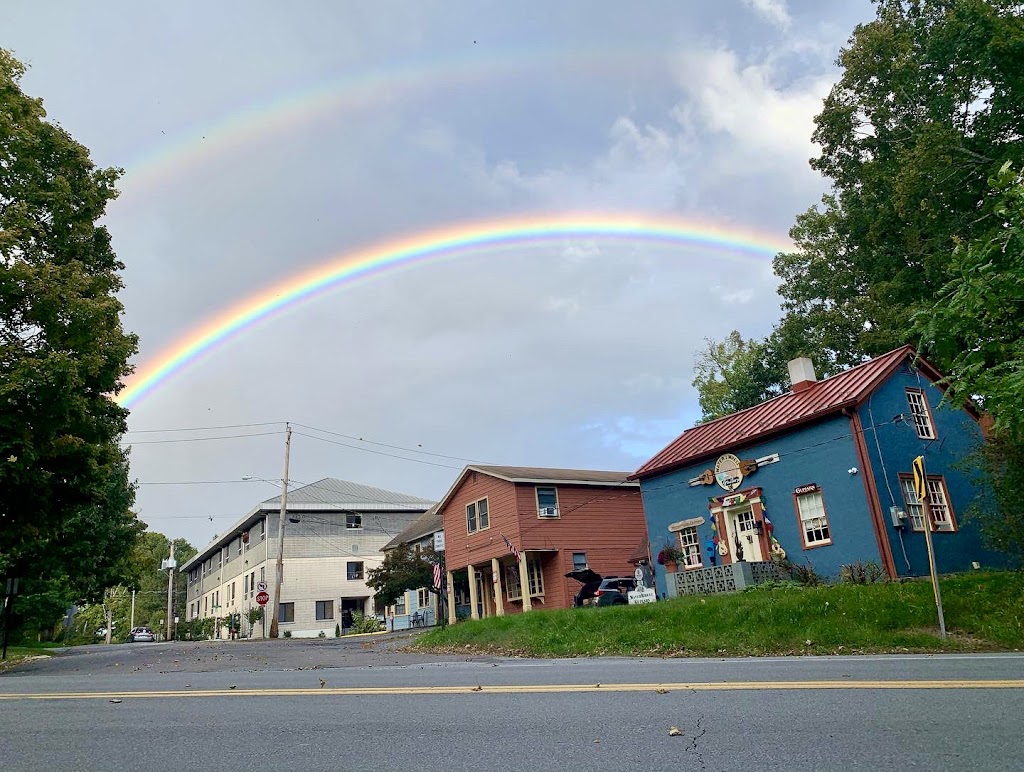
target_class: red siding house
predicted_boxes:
[437,465,648,621]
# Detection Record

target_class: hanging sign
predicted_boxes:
[715,453,744,491]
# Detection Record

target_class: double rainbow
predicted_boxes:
[116,213,791,408]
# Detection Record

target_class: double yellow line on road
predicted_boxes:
[2,680,1023,701]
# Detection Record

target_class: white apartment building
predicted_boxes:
[180,478,433,638]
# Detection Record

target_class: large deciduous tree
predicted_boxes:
[366,545,437,611]
[694,1,1024,419]
[774,0,1024,369]
[0,49,139,601]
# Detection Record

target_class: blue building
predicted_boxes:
[633,347,1003,596]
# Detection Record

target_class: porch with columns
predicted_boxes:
[446,550,538,623]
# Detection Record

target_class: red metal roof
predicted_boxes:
[633,346,924,480]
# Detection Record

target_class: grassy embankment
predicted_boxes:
[415,571,1023,658]
[0,643,60,673]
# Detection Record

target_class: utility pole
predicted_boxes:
[269,422,292,638]
[165,542,176,642]
[913,455,946,639]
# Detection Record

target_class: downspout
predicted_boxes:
[845,407,898,579]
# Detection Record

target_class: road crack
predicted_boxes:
[684,715,707,771]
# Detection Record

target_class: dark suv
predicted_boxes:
[565,569,636,607]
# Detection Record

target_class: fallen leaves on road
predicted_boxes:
[109,699,122,704]
[229,685,237,690]
[470,685,482,691]
[668,727,682,736]
[655,688,669,694]
[319,679,326,689]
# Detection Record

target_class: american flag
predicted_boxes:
[432,561,443,590]
[502,534,521,562]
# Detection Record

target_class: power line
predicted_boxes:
[122,431,281,445]
[292,421,487,464]
[290,430,465,470]
[124,422,284,434]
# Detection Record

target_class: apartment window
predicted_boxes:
[346,513,362,529]
[347,561,364,581]
[572,552,588,571]
[250,571,256,594]
[536,486,559,518]
[677,527,703,568]
[466,497,489,534]
[243,575,249,595]
[278,602,295,623]
[900,475,957,532]
[795,490,832,548]
[259,518,266,540]
[260,567,266,583]
[395,595,406,615]
[218,551,223,569]
[417,588,430,608]
[204,596,208,614]
[906,388,936,440]
[315,600,333,621]
[237,537,243,556]
[230,582,236,602]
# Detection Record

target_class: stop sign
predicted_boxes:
[256,591,269,606]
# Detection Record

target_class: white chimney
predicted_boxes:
[788,357,817,393]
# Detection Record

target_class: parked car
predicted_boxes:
[126,626,155,643]
[565,569,636,607]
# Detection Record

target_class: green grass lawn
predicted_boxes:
[0,643,60,673]
[415,571,1024,658]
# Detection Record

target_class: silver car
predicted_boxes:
[127,626,155,642]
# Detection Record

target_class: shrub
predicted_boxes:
[840,561,887,584]
[317,630,326,639]
[335,623,341,638]
[781,559,824,587]
[349,612,383,634]
[283,630,292,638]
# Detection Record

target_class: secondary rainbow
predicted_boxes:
[116,213,792,408]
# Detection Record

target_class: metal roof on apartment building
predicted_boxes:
[633,346,938,480]
[381,504,442,551]
[258,477,435,512]
[180,478,434,571]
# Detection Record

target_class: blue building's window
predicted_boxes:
[795,490,832,548]
[905,388,937,440]
[900,475,957,532]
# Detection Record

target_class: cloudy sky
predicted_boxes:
[6,0,874,548]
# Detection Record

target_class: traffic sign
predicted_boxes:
[256,591,269,606]
[256,580,268,593]
[912,455,928,501]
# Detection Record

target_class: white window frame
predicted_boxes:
[417,588,430,608]
[906,388,937,440]
[346,561,364,581]
[345,513,362,529]
[795,490,832,548]
[536,486,560,518]
[466,497,490,534]
[901,475,956,532]
[677,526,703,568]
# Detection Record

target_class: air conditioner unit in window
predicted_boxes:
[538,507,558,518]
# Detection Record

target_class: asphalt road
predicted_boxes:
[2,633,1022,771]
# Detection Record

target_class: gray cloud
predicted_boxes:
[5,0,874,547]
